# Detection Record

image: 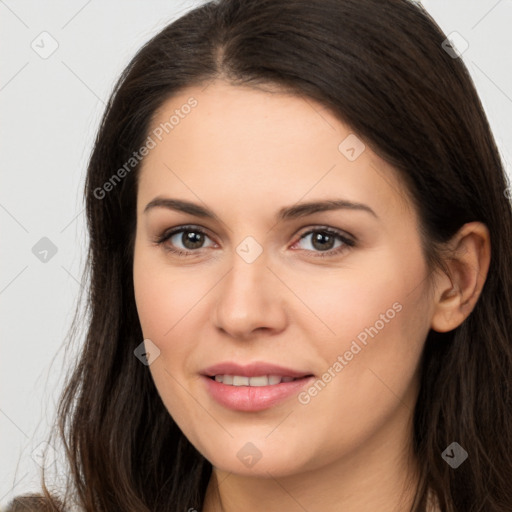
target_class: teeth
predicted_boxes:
[213,374,299,386]
[248,375,268,386]
[268,375,282,385]
[233,376,249,386]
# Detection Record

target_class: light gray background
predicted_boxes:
[1,0,511,506]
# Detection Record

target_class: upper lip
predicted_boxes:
[201,362,313,378]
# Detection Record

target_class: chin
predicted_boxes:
[196,435,318,478]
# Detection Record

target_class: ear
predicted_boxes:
[430,222,491,333]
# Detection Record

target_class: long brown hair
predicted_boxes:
[6,0,512,510]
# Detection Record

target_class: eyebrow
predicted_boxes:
[144,197,378,221]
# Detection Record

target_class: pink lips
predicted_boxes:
[201,361,314,412]
[202,361,311,379]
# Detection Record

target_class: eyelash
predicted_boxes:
[154,224,356,259]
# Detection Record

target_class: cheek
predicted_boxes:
[289,253,427,353]
[295,243,430,393]
[133,244,205,427]
[133,242,204,346]
[286,280,429,468]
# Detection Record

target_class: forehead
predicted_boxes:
[137,80,413,220]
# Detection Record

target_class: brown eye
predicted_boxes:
[156,226,215,255]
[310,231,337,251]
[294,227,355,258]
[175,230,206,250]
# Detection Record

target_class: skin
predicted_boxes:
[132,80,490,512]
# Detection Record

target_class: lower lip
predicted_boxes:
[202,375,314,412]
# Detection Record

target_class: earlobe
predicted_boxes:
[430,222,491,333]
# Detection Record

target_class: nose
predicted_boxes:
[213,249,288,340]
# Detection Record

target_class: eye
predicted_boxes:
[292,227,355,258]
[155,225,216,256]
[154,225,355,258]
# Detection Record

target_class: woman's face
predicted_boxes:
[133,80,435,477]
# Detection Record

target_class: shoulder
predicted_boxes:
[4,493,66,512]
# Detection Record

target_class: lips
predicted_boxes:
[212,374,298,386]
[201,361,315,411]
[201,361,312,379]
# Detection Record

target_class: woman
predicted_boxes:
[6,0,512,510]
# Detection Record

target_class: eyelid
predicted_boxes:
[290,225,355,258]
[162,224,212,237]
[154,224,216,248]
[155,224,356,257]
[295,225,355,243]
[156,224,355,242]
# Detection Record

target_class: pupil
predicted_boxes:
[179,231,334,251]
[312,232,334,251]
[183,231,204,249]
